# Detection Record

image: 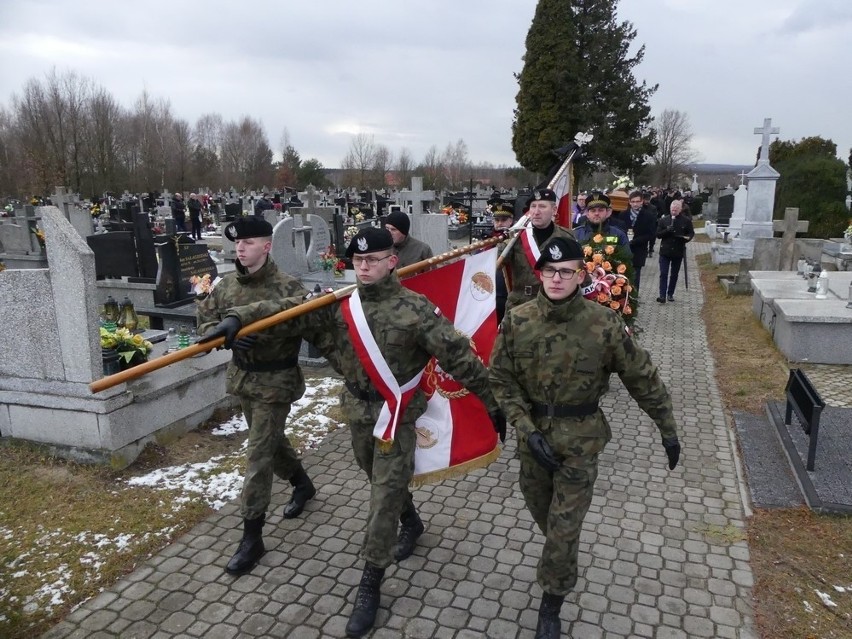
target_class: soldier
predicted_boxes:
[573,191,632,252]
[502,187,575,311]
[197,217,321,576]
[384,210,433,268]
[491,202,515,323]
[489,236,681,639]
[218,227,504,637]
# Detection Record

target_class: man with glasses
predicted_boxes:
[502,188,576,311]
[490,236,681,639]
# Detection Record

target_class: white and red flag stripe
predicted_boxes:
[402,247,500,484]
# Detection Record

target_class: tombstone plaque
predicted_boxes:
[154,238,219,307]
[87,232,139,279]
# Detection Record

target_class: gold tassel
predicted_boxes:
[409,446,502,487]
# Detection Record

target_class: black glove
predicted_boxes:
[662,437,681,470]
[527,432,562,472]
[490,410,506,444]
[231,333,259,352]
[197,316,242,349]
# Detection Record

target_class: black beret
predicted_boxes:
[384,211,410,235]
[345,227,394,258]
[492,204,513,218]
[534,237,585,269]
[224,216,274,241]
[530,188,557,203]
[586,192,611,209]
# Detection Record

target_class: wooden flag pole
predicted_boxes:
[89,234,506,394]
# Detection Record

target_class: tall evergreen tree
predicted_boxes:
[512,0,657,177]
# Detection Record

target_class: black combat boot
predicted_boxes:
[394,504,425,561]
[225,515,265,575]
[534,592,565,639]
[282,465,316,519]
[345,563,385,637]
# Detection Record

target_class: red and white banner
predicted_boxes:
[402,247,500,483]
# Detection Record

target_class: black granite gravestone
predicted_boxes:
[133,211,158,280]
[87,232,139,279]
[718,193,734,225]
[224,202,240,221]
[154,237,218,307]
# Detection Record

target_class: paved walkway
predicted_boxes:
[43,241,758,639]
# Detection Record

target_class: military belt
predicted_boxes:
[522,284,540,296]
[345,380,384,402]
[530,401,598,418]
[233,355,298,372]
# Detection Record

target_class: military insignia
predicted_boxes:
[415,426,438,449]
[357,236,368,252]
[377,438,394,454]
[548,244,563,260]
[533,190,541,200]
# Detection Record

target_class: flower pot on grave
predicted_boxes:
[102,347,121,377]
[118,350,148,371]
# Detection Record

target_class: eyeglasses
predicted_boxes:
[540,266,583,280]
[352,255,392,267]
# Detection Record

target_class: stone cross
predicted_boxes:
[738,171,748,186]
[398,177,435,215]
[773,207,809,270]
[754,118,780,164]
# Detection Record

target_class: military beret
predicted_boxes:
[586,192,611,209]
[224,216,273,241]
[492,203,513,218]
[534,237,585,269]
[384,211,410,235]
[345,227,394,258]
[530,188,557,203]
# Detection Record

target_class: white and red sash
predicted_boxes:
[340,290,425,443]
[518,225,542,276]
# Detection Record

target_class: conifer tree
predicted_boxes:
[512,0,657,177]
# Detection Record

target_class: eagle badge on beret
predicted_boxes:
[357,236,368,252]
[548,244,563,260]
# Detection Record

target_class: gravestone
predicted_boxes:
[87,232,139,279]
[271,217,309,277]
[153,237,218,307]
[398,177,435,215]
[741,118,781,239]
[133,211,159,280]
[717,190,735,226]
[0,221,36,255]
[728,183,748,234]
[773,208,809,271]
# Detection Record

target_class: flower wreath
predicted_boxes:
[580,231,637,324]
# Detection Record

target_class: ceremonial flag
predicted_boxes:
[402,247,500,484]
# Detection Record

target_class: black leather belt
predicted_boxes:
[233,355,298,372]
[345,380,384,402]
[531,402,598,418]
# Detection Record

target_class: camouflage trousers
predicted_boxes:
[518,449,600,596]
[343,391,416,569]
[240,398,301,520]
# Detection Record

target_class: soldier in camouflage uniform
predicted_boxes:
[197,217,322,576]
[489,236,681,639]
[503,188,575,311]
[223,227,503,638]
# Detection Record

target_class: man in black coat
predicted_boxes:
[624,190,658,292]
[656,199,695,303]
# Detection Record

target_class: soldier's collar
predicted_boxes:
[356,269,401,300]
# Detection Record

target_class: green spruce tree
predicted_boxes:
[512,0,657,177]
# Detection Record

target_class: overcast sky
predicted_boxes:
[1,0,850,170]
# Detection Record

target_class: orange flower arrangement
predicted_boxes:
[579,228,637,324]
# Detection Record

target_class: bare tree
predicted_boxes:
[83,86,124,196]
[221,116,273,189]
[370,144,393,189]
[395,147,414,188]
[419,145,447,191]
[442,138,469,189]
[650,109,697,187]
[340,133,376,188]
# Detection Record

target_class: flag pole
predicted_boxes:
[89,234,507,394]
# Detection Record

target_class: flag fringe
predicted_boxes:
[409,446,502,487]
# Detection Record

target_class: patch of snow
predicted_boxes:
[815,590,837,608]
[803,600,814,613]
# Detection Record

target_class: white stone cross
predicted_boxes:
[738,171,748,186]
[754,118,780,163]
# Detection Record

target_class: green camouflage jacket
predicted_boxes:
[490,289,678,452]
[504,223,576,309]
[227,271,498,419]
[196,257,311,403]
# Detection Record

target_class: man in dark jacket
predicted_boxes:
[171,192,187,232]
[384,210,433,268]
[188,193,203,240]
[656,199,695,303]
[254,192,274,217]
[623,190,658,292]
[572,192,631,255]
